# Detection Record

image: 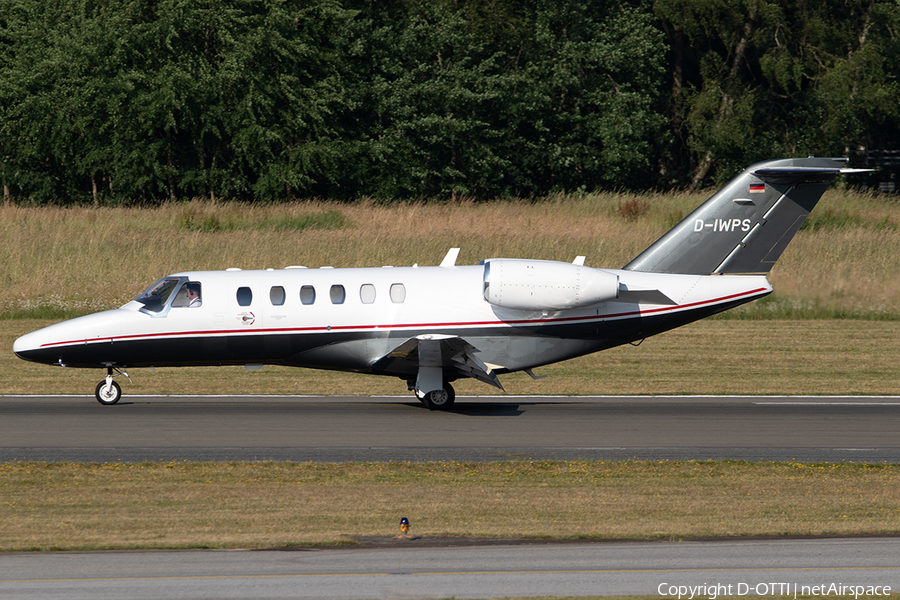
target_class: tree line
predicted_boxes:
[1,0,898,203]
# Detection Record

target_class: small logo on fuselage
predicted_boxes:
[237,312,256,326]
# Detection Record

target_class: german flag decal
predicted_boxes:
[749,183,765,193]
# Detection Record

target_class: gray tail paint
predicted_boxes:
[624,157,848,275]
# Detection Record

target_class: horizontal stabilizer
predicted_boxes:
[752,166,874,184]
[613,288,677,306]
[752,166,842,184]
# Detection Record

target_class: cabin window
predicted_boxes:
[270,286,286,306]
[172,281,203,308]
[390,283,406,303]
[330,284,346,304]
[360,284,376,304]
[237,286,253,307]
[300,285,316,305]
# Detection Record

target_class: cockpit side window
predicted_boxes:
[171,282,203,308]
[135,278,183,314]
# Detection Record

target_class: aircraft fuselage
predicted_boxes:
[14,264,770,380]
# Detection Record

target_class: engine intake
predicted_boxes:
[482,259,619,310]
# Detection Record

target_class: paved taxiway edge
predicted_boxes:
[4,447,900,463]
[2,538,900,600]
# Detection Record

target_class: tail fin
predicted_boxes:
[624,157,851,275]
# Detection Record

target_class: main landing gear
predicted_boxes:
[418,383,455,410]
[95,366,129,405]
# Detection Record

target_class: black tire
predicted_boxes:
[95,380,122,405]
[423,383,455,410]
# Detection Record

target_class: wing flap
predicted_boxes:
[371,335,503,390]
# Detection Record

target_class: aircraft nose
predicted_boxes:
[13,331,40,360]
[13,309,127,366]
[14,329,37,354]
[14,329,56,364]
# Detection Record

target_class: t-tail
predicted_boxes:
[624,157,862,275]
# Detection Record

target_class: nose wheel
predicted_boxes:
[95,379,122,405]
[95,366,129,405]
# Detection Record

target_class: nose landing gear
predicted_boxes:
[95,378,121,405]
[95,366,130,405]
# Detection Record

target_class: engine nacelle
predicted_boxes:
[482,259,619,310]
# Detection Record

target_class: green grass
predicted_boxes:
[801,201,900,233]
[0,306,86,320]
[716,293,900,321]
[177,205,348,233]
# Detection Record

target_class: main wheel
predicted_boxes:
[95,380,122,405]
[423,383,455,410]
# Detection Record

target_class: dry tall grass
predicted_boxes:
[1,189,898,317]
[2,460,898,551]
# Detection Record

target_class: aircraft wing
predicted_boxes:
[372,335,504,390]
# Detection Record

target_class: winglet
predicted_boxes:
[440,248,461,267]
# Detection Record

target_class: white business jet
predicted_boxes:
[14,157,861,408]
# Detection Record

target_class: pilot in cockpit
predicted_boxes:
[185,283,202,308]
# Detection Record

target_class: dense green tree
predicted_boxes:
[0,0,72,199]
[1,0,355,202]
[509,2,667,192]
[654,0,900,185]
[1,0,898,201]
[343,0,667,198]
[352,3,525,198]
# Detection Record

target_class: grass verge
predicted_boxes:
[1,460,899,552]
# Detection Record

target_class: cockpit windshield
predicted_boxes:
[135,277,184,314]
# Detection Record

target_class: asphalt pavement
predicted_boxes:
[1,394,899,462]
[2,538,899,599]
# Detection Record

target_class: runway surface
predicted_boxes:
[2,538,899,599]
[3,395,899,599]
[1,394,899,462]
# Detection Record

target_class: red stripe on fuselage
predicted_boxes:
[38,287,769,349]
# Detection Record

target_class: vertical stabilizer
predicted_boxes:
[624,157,848,275]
